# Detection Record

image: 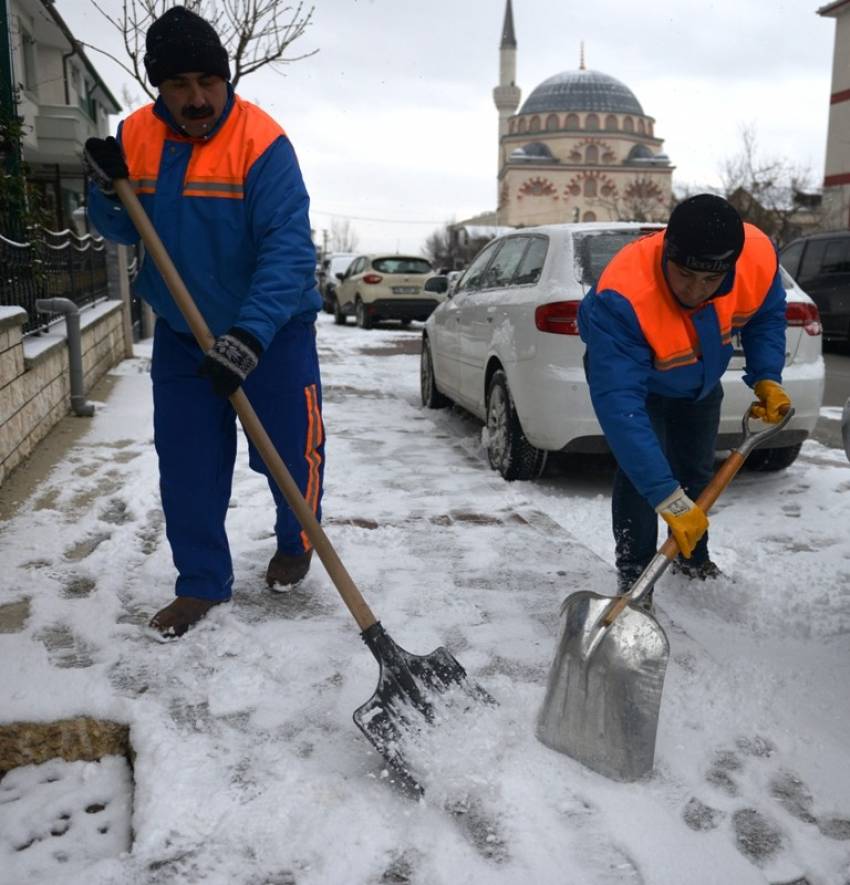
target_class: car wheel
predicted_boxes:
[356,299,373,329]
[421,338,449,409]
[486,370,546,481]
[743,442,803,472]
[333,297,347,325]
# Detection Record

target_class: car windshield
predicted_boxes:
[373,257,432,274]
[574,230,660,286]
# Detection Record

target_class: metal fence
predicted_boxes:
[0,227,109,336]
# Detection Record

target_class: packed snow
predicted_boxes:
[1,312,849,884]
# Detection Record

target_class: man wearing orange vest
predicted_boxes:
[578,195,791,608]
[84,7,324,637]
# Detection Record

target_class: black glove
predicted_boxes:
[198,327,263,398]
[84,136,129,195]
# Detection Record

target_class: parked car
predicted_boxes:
[780,230,850,344]
[334,254,438,328]
[421,223,824,480]
[317,253,357,314]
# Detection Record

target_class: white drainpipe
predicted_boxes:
[35,298,96,417]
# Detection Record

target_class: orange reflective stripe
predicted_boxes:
[596,225,778,371]
[299,384,324,552]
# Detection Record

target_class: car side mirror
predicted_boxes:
[424,276,449,294]
[335,272,345,281]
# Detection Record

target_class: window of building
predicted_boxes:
[585,145,599,164]
[637,119,646,135]
[529,115,541,132]
[20,29,38,93]
[509,119,516,134]
[566,113,580,130]
[582,211,597,222]
[584,177,597,197]
[518,117,527,133]
[585,114,599,131]
[605,115,618,131]
[623,117,634,133]
[545,114,559,131]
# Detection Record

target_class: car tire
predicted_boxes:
[333,297,347,325]
[743,442,803,472]
[356,299,373,329]
[421,338,450,409]
[486,370,546,481]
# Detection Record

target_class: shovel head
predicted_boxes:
[353,622,491,792]
[536,591,669,781]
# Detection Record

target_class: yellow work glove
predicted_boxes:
[655,487,709,559]
[752,380,791,424]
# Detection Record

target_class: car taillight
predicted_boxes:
[535,300,581,335]
[363,273,383,284]
[786,302,822,336]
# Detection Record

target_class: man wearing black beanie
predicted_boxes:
[84,6,325,638]
[578,194,791,609]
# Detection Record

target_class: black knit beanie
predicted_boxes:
[144,6,231,87]
[664,194,745,273]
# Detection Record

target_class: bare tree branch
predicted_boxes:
[86,0,316,97]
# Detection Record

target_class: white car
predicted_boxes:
[421,222,825,480]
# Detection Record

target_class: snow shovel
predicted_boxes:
[113,179,490,792]
[536,405,794,782]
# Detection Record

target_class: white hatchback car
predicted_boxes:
[421,223,825,480]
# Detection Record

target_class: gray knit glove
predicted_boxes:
[198,327,263,398]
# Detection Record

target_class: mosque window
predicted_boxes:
[637,119,646,134]
[623,117,634,133]
[509,119,516,134]
[566,113,580,130]
[647,120,654,136]
[546,114,559,131]
[585,145,599,164]
[584,177,597,197]
[605,115,618,131]
[519,176,557,197]
[582,211,597,222]
[586,114,600,131]
[518,117,527,133]
[530,115,541,132]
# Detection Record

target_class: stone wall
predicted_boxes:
[0,301,129,487]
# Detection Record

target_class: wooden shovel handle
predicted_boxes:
[113,179,378,631]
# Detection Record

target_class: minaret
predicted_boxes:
[819,1,850,229]
[493,0,521,216]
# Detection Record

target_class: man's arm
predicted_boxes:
[84,124,141,245]
[579,289,679,506]
[740,267,786,387]
[236,137,319,348]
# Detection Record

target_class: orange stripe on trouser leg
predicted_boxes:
[299,384,323,552]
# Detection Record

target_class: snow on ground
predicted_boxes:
[1,311,849,884]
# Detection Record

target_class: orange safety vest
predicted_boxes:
[120,96,285,200]
[596,225,778,371]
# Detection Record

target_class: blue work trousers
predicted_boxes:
[151,319,324,601]
[613,383,723,585]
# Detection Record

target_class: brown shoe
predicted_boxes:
[266,549,313,590]
[149,596,223,638]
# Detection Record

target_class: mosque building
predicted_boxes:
[493,1,674,227]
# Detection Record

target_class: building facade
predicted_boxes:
[818,0,850,229]
[7,0,120,230]
[493,2,673,227]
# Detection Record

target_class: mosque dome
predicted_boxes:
[519,68,644,116]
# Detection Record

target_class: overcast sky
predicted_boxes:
[61,0,836,254]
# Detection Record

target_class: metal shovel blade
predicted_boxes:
[353,623,492,793]
[536,591,669,782]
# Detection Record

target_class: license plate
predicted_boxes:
[392,286,419,294]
